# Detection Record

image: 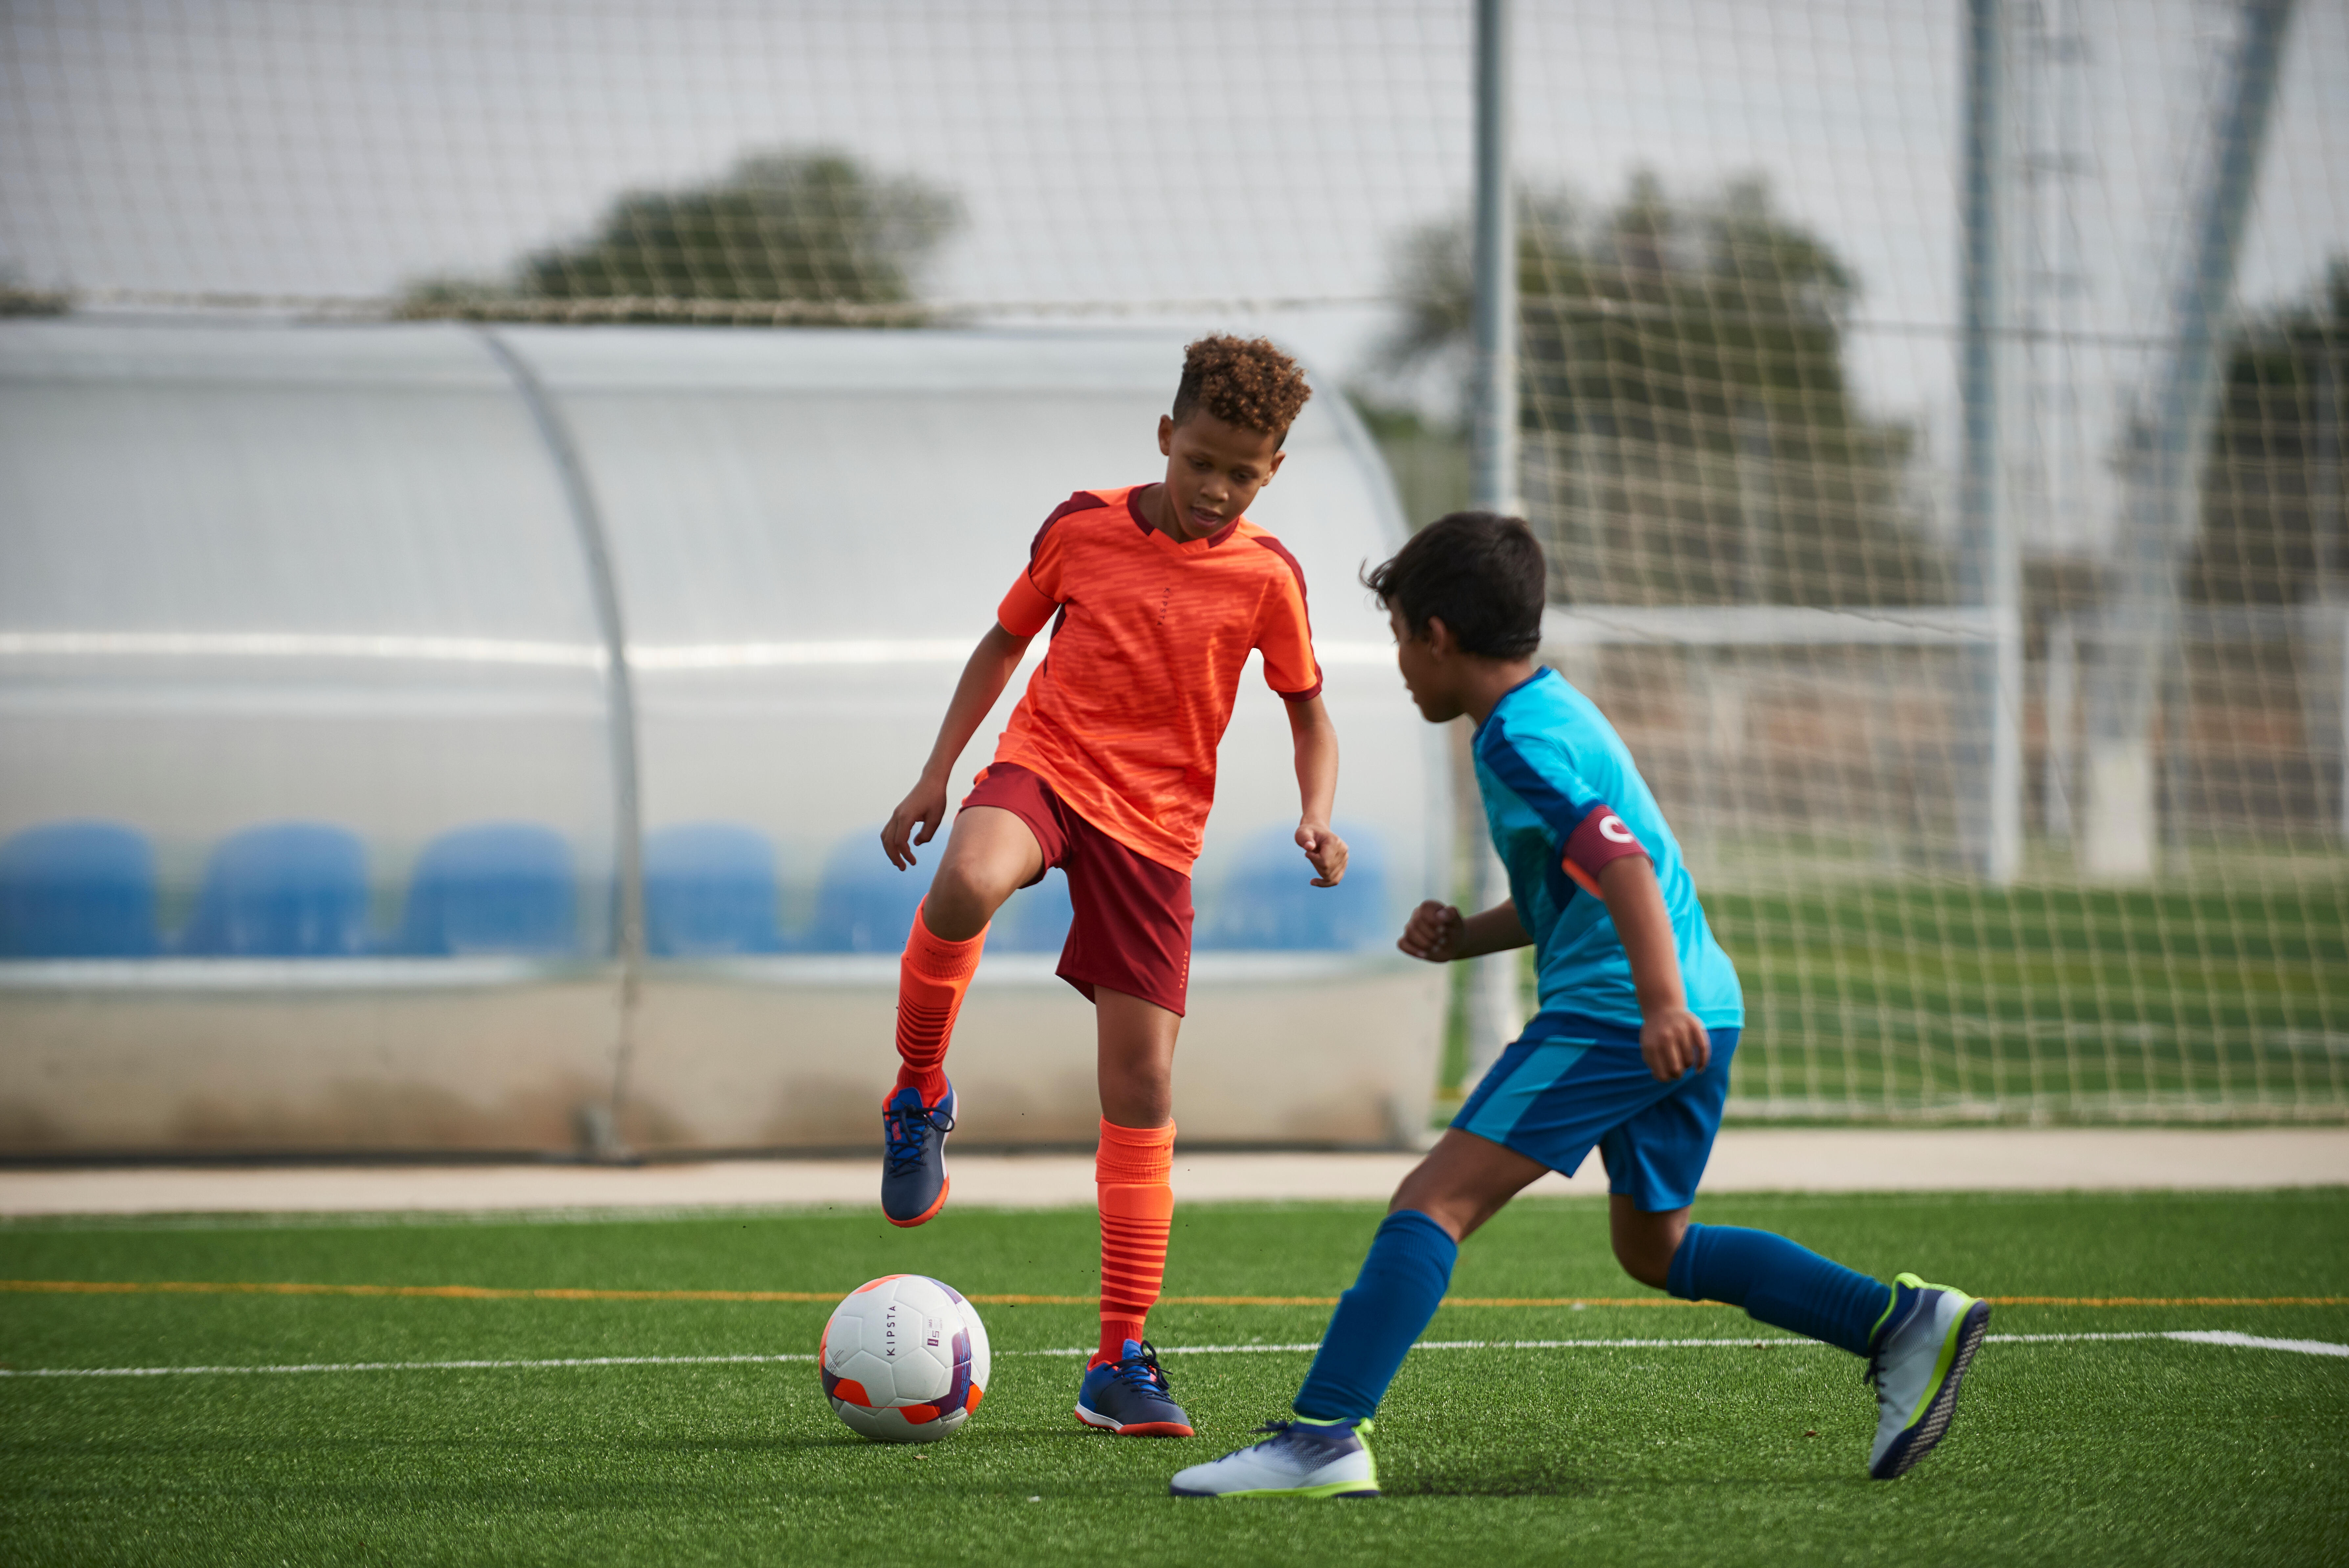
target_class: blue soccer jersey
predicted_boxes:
[1472,667,1743,1038]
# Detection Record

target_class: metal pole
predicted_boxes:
[1958,0,2022,884]
[1735,400,1773,605]
[2083,0,2293,879]
[1463,0,1523,1085]
[2320,352,2349,837]
[1471,0,1520,520]
[476,326,643,1161]
[2317,342,2342,592]
[2310,344,2347,836]
[2044,616,2075,841]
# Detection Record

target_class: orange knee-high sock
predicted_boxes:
[893,899,986,1102]
[1094,1118,1176,1367]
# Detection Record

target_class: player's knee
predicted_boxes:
[1385,1174,1481,1241]
[1106,1052,1174,1100]
[1388,1196,1473,1244]
[1097,1071,1173,1129]
[1610,1214,1686,1290]
[927,859,1011,929]
[1611,1234,1672,1290]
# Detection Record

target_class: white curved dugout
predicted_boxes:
[0,321,1448,1155]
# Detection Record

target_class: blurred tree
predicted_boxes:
[405,148,960,325]
[1346,397,1473,532]
[0,259,71,317]
[1380,172,1946,607]
[2187,257,2349,605]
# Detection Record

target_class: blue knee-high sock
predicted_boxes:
[1666,1222,1893,1356]
[1292,1209,1459,1422]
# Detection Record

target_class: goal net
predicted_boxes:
[2,0,2343,1122]
[1543,602,2348,1123]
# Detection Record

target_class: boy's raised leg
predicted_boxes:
[879,904,981,1227]
[881,807,1040,1228]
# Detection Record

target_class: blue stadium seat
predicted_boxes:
[182,822,372,957]
[806,829,933,953]
[643,822,784,957]
[1196,821,1392,951]
[991,866,1075,954]
[0,821,161,958]
[396,822,579,956]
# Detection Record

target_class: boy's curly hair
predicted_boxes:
[1171,334,1313,444]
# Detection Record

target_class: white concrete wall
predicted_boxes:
[0,956,1444,1153]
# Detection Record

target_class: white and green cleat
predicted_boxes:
[1866,1271,1991,1480]
[1168,1418,1379,1499]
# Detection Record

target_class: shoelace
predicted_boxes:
[882,1098,954,1176]
[1111,1341,1174,1397]
[1861,1286,1918,1398]
[1246,1420,1350,1454]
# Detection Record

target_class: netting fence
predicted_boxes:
[3,0,2345,1122]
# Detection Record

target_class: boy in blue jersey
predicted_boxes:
[1171,513,1990,1499]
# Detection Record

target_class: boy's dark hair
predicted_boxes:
[1361,512,1547,659]
[1171,334,1313,445]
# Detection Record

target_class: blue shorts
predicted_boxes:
[1451,1024,1739,1213]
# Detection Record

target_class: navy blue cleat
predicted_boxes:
[880,1081,955,1228]
[1075,1340,1195,1437]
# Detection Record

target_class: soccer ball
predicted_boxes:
[820,1274,992,1443]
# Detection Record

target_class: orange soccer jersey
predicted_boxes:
[990,485,1322,875]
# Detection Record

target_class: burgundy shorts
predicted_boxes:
[959,762,1194,1016]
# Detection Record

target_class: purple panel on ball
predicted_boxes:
[940,1328,973,1414]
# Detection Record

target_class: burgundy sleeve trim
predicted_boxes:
[1250,532,1312,608]
[1031,489,1111,564]
[1249,532,1322,703]
[1561,805,1648,898]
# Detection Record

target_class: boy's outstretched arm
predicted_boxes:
[1397,898,1529,962]
[880,624,1033,869]
[1286,693,1348,886]
[1597,854,1711,1082]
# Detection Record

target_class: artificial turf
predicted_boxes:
[1706,877,2349,1118]
[2,1189,2345,1566]
[1424,875,2349,1124]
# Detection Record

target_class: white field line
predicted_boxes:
[2157,1329,2349,1357]
[4,1329,2342,1379]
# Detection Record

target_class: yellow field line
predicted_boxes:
[2,1280,2342,1309]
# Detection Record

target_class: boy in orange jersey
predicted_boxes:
[877,334,1347,1439]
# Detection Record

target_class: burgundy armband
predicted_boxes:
[1561,806,1648,897]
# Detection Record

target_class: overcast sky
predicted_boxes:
[4,0,2343,551]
